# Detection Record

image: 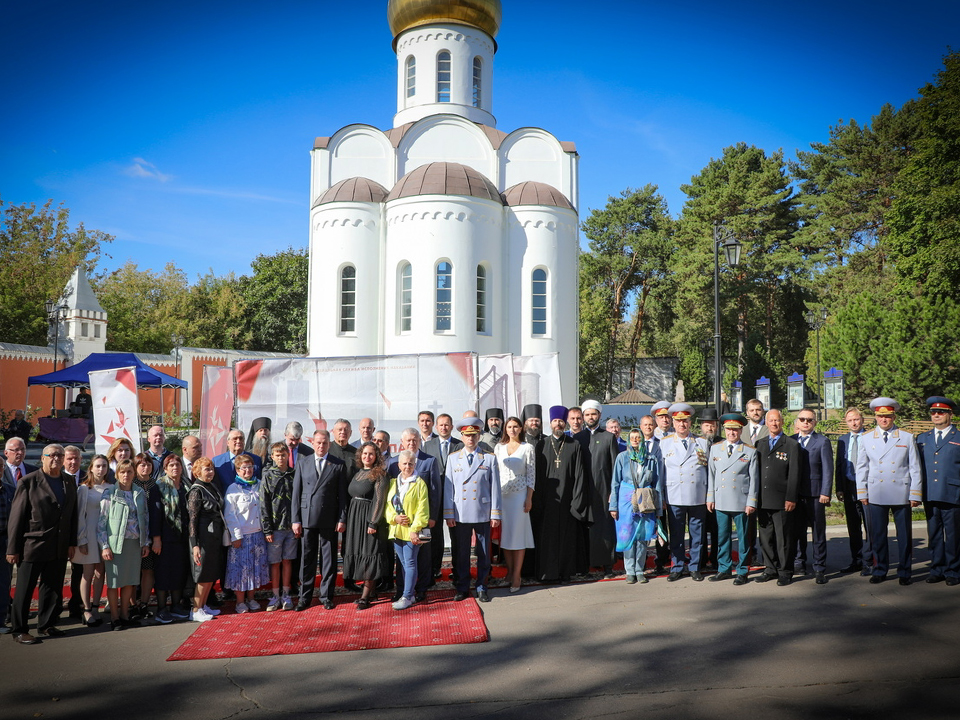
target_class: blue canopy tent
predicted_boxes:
[28,352,187,389]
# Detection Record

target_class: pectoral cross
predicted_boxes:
[554,453,562,469]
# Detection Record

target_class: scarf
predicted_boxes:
[234,473,257,488]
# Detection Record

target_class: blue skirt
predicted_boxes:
[225,531,270,591]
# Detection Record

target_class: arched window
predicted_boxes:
[436,261,453,332]
[532,268,548,336]
[476,264,488,333]
[472,57,482,108]
[405,55,416,99]
[339,265,356,334]
[399,263,412,333]
[437,51,451,102]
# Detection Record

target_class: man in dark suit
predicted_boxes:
[792,408,834,584]
[292,430,347,610]
[213,429,261,492]
[328,419,357,481]
[2,437,37,634]
[6,444,78,644]
[834,407,871,575]
[390,428,442,600]
[62,446,86,619]
[755,409,800,586]
[917,396,960,585]
[423,414,463,580]
[574,400,621,576]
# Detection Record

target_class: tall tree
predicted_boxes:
[578,186,673,399]
[239,247,308,354]
[0,199,112,345]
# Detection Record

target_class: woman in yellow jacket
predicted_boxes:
[386,450,430,610]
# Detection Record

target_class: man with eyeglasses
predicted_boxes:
[2,438,37,634]
[916,397,960,586]
[6,444,78,644]
[791,409,833,584]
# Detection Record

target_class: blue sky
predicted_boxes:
[2,0,956,280]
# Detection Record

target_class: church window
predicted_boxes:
[472,57,482,108]
[405,56,416,98]
[437,51,451,102]
[94,324,101,338]
[399,263,412,333]
[532,268,548,336]
[436,261,453,332]
[81,322,89,337]
[476,264,488,333]
[339,265,356,334]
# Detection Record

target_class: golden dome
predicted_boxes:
[387,0,501,39]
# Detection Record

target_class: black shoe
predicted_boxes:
[37,626,66,637]
[110,620,125,631]
[453,592,468,602]
[815,572,827,585]
[794,563,807,575]
[691,571,704,582]
[733,574,748,586]
[342,581,360,592]
[625,575,638,584]
[667,571,682,582]
[869,575,884,584]
[755,573,777,583]
[860,567,872,577]
[295,600,311,612]
[777,575,792,587]
[926,575,945,584]
[357,598,371,610]
[709,571,733,582]
[946,577,959,586]
[414,592,426,603]
[840,563,861,573]
[477,590,490,603]
[898,577,912,586]
[206,594,223,608]
[321,599,334,610]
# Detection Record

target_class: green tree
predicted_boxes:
[578,186,674,398]
[186,271,251,350]
[239,247,308,354]
[0,199,111,345]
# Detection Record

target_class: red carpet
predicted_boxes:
[167,589,488,661]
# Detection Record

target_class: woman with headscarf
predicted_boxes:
[609,428,663,584]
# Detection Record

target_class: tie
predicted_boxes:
[467,452,474,467]
[15,466,22,483]
[937,430,943,446]
[646,440,652,454]
[316,457,324,475]
[883,431,889,444]
[849,434,858,466]
[751,426,758,440]
[682,438,688,451]
[727,444,733,458]
[801,436,809,449]
[441,440,449,464]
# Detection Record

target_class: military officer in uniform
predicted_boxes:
[443,417,501,603]
[856,397,922,585]
[660,403,710,581]
[707,413,759,585]
[652,401,673,440]
[916,396,960,585]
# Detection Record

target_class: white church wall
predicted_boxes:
[397,116,497,182]
[308,202,383,357]
[314,125,395,204]
[500,129,569,198]
[394,24,496,127]
[382,195,503,357]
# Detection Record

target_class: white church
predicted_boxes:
[307,0,580,402]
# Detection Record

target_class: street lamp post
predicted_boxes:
[713,221,742,415]
[805,308,828,421]
[44,299,68,413]
[171,333,185,416]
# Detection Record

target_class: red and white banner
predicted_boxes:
[89,366,142,456]
[512,353,563,412]
[200,366,234,458]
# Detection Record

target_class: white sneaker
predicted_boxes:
[266,596,281,611]
[235,602,249,614]
[392,596,414,610]
[281,594,294,611]
[190,608,212,623]
[203,605,220,616]
[247,598,261,611]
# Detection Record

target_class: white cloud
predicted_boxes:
[123,157,172,182]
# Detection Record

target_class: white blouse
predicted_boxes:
[494,442,536,495]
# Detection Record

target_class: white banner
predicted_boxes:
[512,352,563,413]
[199,366,234,458]
[477,353,519,418]
[234,354,477,454]
[89,366,142,456]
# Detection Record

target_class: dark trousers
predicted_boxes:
[866,503,913,578]
[841,488,872,568]
[68,561,84,613]
[655,505,671,570]
[299,527,337,601]
[451,522,492,593]
[11,559,67,634]
[0,536,12,624]
[415,539,433,593]
[757,507,796,577]
[702,508,718,567]
[667,504,706,572]
[794,496,828,573]
[925,501,960,579]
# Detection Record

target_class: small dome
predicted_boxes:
[387,162,503,204]
[502,181,574,210]
[387,0,501,39]
[314,177,389,207]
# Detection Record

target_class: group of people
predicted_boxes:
[3,392,957,645]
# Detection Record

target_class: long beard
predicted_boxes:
[252,436,270,459]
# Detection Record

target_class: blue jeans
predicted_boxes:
[393,540,420,601]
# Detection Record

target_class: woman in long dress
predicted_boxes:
[74,454,110,627]
[609,428,662,584]
[494,416,536,592]
[341,442,391,609]
[149,453,191,623]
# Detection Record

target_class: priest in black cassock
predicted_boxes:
[574,399,621,577]
[531,405,592,583]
